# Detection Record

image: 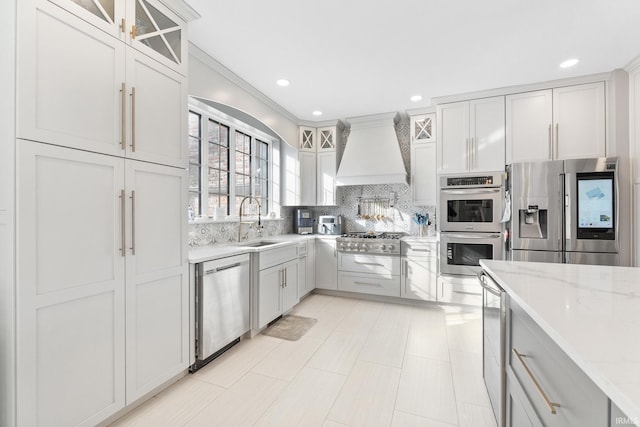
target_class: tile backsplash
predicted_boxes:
[189,218,284,247]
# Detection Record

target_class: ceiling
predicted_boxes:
[185,0,640,123]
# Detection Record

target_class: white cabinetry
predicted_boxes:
[257,245,299,329]
[297,123,342,206]
[299,151,316,205]
[410,112,437,206]
[14,0,194,424]
[315,237,337,290]
[297,240,315,298]
[437,96,505,173]
[45,0,189,75]
[401,240,437,301]
[317,151,337,206]
[506,82,606,163]
[553,82,606,160]
[17,0,188,169]
[16,141,188,423]
[124,160,188,403]
[630,61,640,267]
[506,299,609,426]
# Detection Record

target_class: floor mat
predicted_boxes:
[261,315,317,341]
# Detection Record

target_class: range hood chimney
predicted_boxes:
[336,112,408,186]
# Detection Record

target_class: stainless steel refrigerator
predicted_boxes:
[508,157,619,266]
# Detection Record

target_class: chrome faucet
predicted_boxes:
[237,196,262,242]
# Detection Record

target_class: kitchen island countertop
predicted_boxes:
[480,259,640,423]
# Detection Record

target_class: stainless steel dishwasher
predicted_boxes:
[191,253,250,372]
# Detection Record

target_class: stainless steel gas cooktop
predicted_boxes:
[337,232,406,254]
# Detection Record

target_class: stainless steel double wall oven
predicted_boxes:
[439,173,505,276]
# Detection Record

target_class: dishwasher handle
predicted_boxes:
[478,271,503,297]
[204,262,243,275]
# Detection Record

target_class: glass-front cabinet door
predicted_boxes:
[47,0,126,39]
[318,127,336,151]
[299,127,316,152]
[410,113,436,143]
[128,0,187,75]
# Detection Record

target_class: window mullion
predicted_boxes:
[200,115,210,217]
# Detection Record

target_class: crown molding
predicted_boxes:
[432,71,613,105]
[189,42,300,124]
[158,0,200,22]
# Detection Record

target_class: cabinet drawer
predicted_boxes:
[437,276,482,306]
[259,245,298,270]
[508,302,608,427]
[338,253,399,276]
[401,241,437,257]
[338,271,400,297]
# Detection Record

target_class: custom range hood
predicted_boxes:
[336,112,408,186]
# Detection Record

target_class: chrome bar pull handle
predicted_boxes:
[120,189,126,256]
[120,83,126,150]
[512,348,560,414]
[130,87,136,152]
[129,190,136,255]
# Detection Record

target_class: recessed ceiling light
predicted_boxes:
[312,111,323,116]
[276,79,290,87]
[560,58,579,69]
[410,95,423,102]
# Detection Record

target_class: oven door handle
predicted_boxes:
[477,271,503,297]
[444,233,501,239]
[440,188,501,195]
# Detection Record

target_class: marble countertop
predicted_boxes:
[188,234,316,263]
[480,260,640,422]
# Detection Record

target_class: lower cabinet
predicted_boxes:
[16,140,188,425]
[315,238,337,290]
[437,274,482,306]
[298,240,316,298]
[506,299,608,427]
[401,240,437,301]
[257,246,299,329]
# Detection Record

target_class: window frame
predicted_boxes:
[188,98,276,219]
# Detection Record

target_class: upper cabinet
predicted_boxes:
[506,82,606,163]
[17,0,190,168]
[409,112,437,206]
[437,96,505,174]
[296,122,343,206]
[46,0,189,75]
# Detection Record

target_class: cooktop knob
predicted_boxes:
[380,244,387,251]
[388,244,395,251]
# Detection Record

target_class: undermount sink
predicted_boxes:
[240,241,280,248]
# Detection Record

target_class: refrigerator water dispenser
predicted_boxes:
[518,207,547,239]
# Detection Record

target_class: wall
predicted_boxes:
[283,116,438,236]
[188,44,299,148]
[1,0,16,425]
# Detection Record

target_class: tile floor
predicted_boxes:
[110,294,497,427]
